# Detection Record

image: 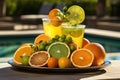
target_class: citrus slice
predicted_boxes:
[13,46,34,64]
[50,16,62,26]
[48,8,62,19]
[29,51,50,67]
[34,34,51,45]
[70,49,94,68]
[48,8,63,26]
[48,42,70,59]
[20,43,33,48]
[84,43,106,66]
[66,5,85,25]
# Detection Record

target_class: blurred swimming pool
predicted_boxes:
[0,33,120,60]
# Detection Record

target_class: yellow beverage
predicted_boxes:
[42,18,62,38]
[62,24,85,48]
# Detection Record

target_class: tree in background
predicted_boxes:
[0,0,6,17]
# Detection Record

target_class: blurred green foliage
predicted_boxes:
[6,0,43,16]
[6,0,120,17]
[6,0,97,16]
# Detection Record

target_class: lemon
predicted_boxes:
[66,5,85,25]
[47,42,70,59]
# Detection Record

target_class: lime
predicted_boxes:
[48,42,70,59]
[66,36,72,44]
[61,34,66,40]
[66,5,85,25]
[70,45,76,52]
[21,55,29,66]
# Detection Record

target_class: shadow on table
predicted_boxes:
[0,67,106,80]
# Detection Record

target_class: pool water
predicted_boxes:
[85,34,120,53]
[0,34,120,60]
[0,35,37,57]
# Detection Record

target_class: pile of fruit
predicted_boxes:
[13,5,106,68]
[13,34,106,68]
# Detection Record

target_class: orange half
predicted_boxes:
[34,34,51,45]
[70,49,94,68]
[13,46,34,64]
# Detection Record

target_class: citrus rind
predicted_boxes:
[13,46,34,64]
[29,51,50,67]
[70,49,94,68]
[66,5,85,25]
[47,42,70,59]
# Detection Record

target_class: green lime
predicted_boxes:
[45,45,49,51]
[40,40,47,46]
[66,5,85,25]
[61,34,66,40]
[59,37,65,42]
[21,55,29,66]
[66,36,72,44]
[47,42,70,59]
[54,35,60,40]
[70,45,75,52]
[48,40,54,45]
[39,44,45,50]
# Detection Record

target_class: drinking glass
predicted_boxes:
[42,18,62,38]
[62,24,85,48]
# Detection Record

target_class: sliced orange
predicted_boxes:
[20,43,32,47]
[47,57,58,68]
[34,34,51,45]
[70,49,94,68]
[50,16,62,26]
[48,8,61,19]
[48,8,63,26]
[84,43,106,66]
[13,46,34,64]
[29,51,50,67]
[82,38,90,48]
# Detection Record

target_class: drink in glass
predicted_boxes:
[42,18,62,38]
[62,24,85,48]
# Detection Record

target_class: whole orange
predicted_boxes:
[47,57,58,68]
[82,38,90,48]
[84,42,106,66]
[58,57,71,68]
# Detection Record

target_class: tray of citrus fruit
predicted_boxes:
[8,34,111,73]
[8,5,111,73]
